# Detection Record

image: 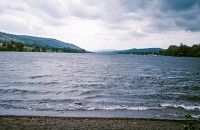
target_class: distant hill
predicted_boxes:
[0,31,82,50]
[113,48,165,54]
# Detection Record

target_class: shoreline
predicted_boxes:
[0,115,194,130]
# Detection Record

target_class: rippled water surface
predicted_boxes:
[0,52,199,119]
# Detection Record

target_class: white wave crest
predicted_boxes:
[29,103,158,111]
[94,105,154,111]
[160,103,200,110]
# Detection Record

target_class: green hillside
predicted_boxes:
[0,31,86,53]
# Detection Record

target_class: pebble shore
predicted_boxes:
[0,115,193,130]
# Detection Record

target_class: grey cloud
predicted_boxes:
[148,19,177,32]
[1,0,200,35]
[119,0,152,12]
[96,0,200,33]
[15,1,140,27]
[0,19,30,34]
[0,2,27,15]
[69,7,103,20]
[174,17,200,31]
[173,6,200,31]
[28,0,105,22]
[159,0,200,12]
[26,0,68,19]
[129,30,147,38]
[20,0,70,27]
[118,0,200,32]
[144,0,200,32]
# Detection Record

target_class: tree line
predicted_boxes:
[163,43,200,57]
[0,40,86,53]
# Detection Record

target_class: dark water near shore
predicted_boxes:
[0,52,199,119]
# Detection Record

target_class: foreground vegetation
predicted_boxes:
[163,43,200,57]
[0,40,86,53]
[184,114,200,130]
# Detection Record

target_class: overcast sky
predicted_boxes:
[0,0,200,50]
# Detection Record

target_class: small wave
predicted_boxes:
[0,99,23,103]
[37,99,76,103]
[160,103,200,110]
[43,82,59,85]
[80,90,102,95]
[0,88,62,95]
[0,104,15,109]
[0,89,40,94]
[29,81,59,86]
[0,103,25,109]
[163,86,200,93]
[29,75,53,79]
[178,95,200,102]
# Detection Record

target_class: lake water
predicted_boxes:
[0,52,199,119]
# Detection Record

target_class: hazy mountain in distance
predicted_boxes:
[112,48,165,54]
[91,49,117,53]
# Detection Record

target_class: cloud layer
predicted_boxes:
[0,0,199,50]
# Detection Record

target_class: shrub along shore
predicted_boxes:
[163,43,200,57]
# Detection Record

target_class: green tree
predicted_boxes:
[51,47,58,52]
[6,43,14,51]
[0,46,6,51]
[42,46,47,52]
[34,45,40,52]
[15,42,24,51]
[165,45,179,56]
[179,43,189,56]
[190,44,200,57]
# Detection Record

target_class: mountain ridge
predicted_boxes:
[0,31,82,50]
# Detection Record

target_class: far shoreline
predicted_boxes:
[1,51,200,58]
